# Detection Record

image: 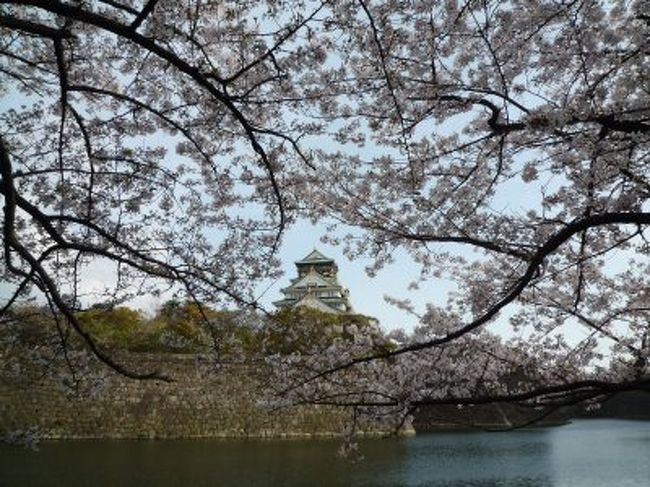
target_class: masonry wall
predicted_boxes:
[0,353,374,440]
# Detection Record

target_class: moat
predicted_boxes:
[1,420,648,486]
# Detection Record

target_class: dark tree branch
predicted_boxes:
[283,212,650,390]
[413,378,650,407]
[0,14,72,39]
[1,135,170,381]
[7,0,286,248]
[130,0,160,30]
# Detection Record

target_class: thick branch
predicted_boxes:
[0,135,171,381]
[130,0,159,30]
[0,14,72,39]
[7,0,286,244]
[289,212,650,386]
[413,378,650,407]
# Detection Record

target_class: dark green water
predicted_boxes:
[1,420,648,486]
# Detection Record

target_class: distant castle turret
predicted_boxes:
[273,250,353,314]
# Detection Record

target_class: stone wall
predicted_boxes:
[0,353,388,440]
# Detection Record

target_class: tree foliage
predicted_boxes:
[1,0,649,423]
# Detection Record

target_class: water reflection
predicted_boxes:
[395,430,554,487]
[549,420,650,487]
[1,420,648,486]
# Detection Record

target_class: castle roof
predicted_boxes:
[295,249,334,265]
[288,268,332,289]
[293,293,342,314]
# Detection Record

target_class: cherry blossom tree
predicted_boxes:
[0,0,323,378]
[1,0,648,420]
[281,0,650,420]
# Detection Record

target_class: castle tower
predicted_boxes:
[273,250,353,314]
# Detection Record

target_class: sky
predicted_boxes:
[0,6,636,347]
